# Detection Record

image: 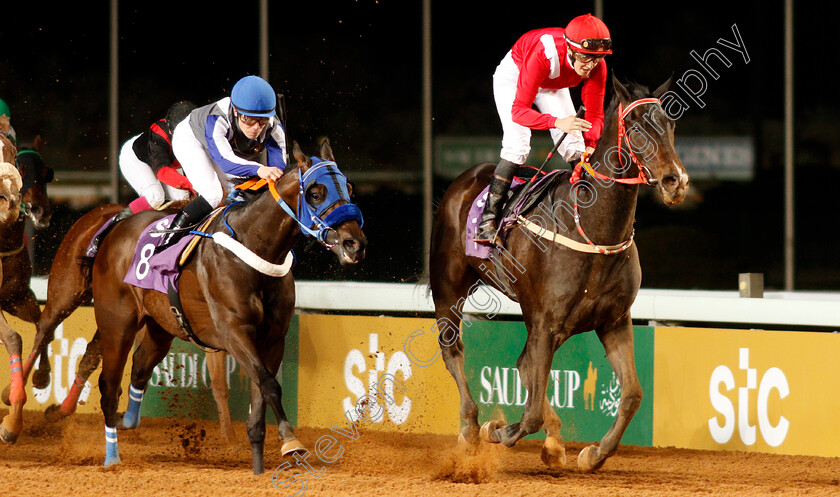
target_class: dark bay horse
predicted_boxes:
[89,139,366,473]
[0,124,25,442]
[429,76,688,472]
[0,136,54,391]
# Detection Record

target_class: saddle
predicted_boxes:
[465,167,568,260]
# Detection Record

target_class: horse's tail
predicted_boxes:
[77,255,94,287]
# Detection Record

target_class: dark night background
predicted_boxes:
[1,1,837,290]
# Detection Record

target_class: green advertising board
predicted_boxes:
[140,315,299,426]
[462,321,653,445]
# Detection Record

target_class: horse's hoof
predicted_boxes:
[118,412,140,430]
[44,404,70,422]
[0,426,19,444]
[479,420,506,444]
[0,418,20,444]
[541,436,567,468]
[1,385,10,406]
[32,369,51,390]
[281,438,307,456]
[104,454,122,468]
[577,444,604,473]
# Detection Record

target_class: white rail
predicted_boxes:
[29,277,840,329]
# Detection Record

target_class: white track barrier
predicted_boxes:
[29,277,840,329]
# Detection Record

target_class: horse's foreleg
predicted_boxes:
[0,315,25,443]
[262,330,303,457]
[246,380,267,472]
[206,350,235,442]
[492,328,554,448]
[578,315,641,472]
[225,329,299,475]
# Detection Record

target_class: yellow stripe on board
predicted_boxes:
[1,308,131,414]
[653,326,840,457]
[296,314,460,435]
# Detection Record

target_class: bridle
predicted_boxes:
[563,97,663,255]
[570,97,662,187]
[268,159,364,248]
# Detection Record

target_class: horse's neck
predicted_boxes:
[580,115,640,241]
[0,219,23,252]
[224,188,299,262]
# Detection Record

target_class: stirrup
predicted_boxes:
[154,228,189,254]
[473,223,500,246]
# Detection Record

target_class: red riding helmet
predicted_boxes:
[564,13,613,55]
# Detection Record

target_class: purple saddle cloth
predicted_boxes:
[465,171,560,259]
[121,215,193,294]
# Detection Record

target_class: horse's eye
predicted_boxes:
[307,186,325,206]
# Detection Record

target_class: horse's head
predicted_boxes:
[15,136,54,228]
[612,75,689,206]
[278,138,367,265]
[0,161,23,225]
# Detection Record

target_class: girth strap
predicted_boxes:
[167,281,221,352]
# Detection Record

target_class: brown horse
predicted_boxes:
[0,136,54,394]
[429,76,688,472]
[18,202,236,442]
[0,125,25,442]
[89,138,366,472]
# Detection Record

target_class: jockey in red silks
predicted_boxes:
[91,101,198,249]
[475,13,613,245]
[119,101,198,214]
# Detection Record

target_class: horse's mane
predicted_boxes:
[602,79,652,131]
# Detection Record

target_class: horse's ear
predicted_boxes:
[34,135,44,152]
[612,73,632,105]
[0,115,9,134]
[293,141,311,173]
[319,137,335,162]
[652,73,674,99]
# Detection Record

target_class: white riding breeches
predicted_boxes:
[119,135,190,209]
[171,120,230,208]
[493,51,585,165]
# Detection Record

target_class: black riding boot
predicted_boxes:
[90,205,134,252]
[474,159,517,245]
[155,196,213,253]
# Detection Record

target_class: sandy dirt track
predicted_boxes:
[1,412,839,496]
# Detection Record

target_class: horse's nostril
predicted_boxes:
[662,175,679,191]
[343,239,359,254]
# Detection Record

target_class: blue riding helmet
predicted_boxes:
[231,76,276,117]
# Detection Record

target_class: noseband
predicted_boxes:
[269,159,364,247]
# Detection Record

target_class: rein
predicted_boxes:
[188,161,363,274]
[526,97,661,255]
[0,243,25,257]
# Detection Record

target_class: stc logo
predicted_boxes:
[32,324,92,404]
[343,333,412,424]
[708,348,790,447]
